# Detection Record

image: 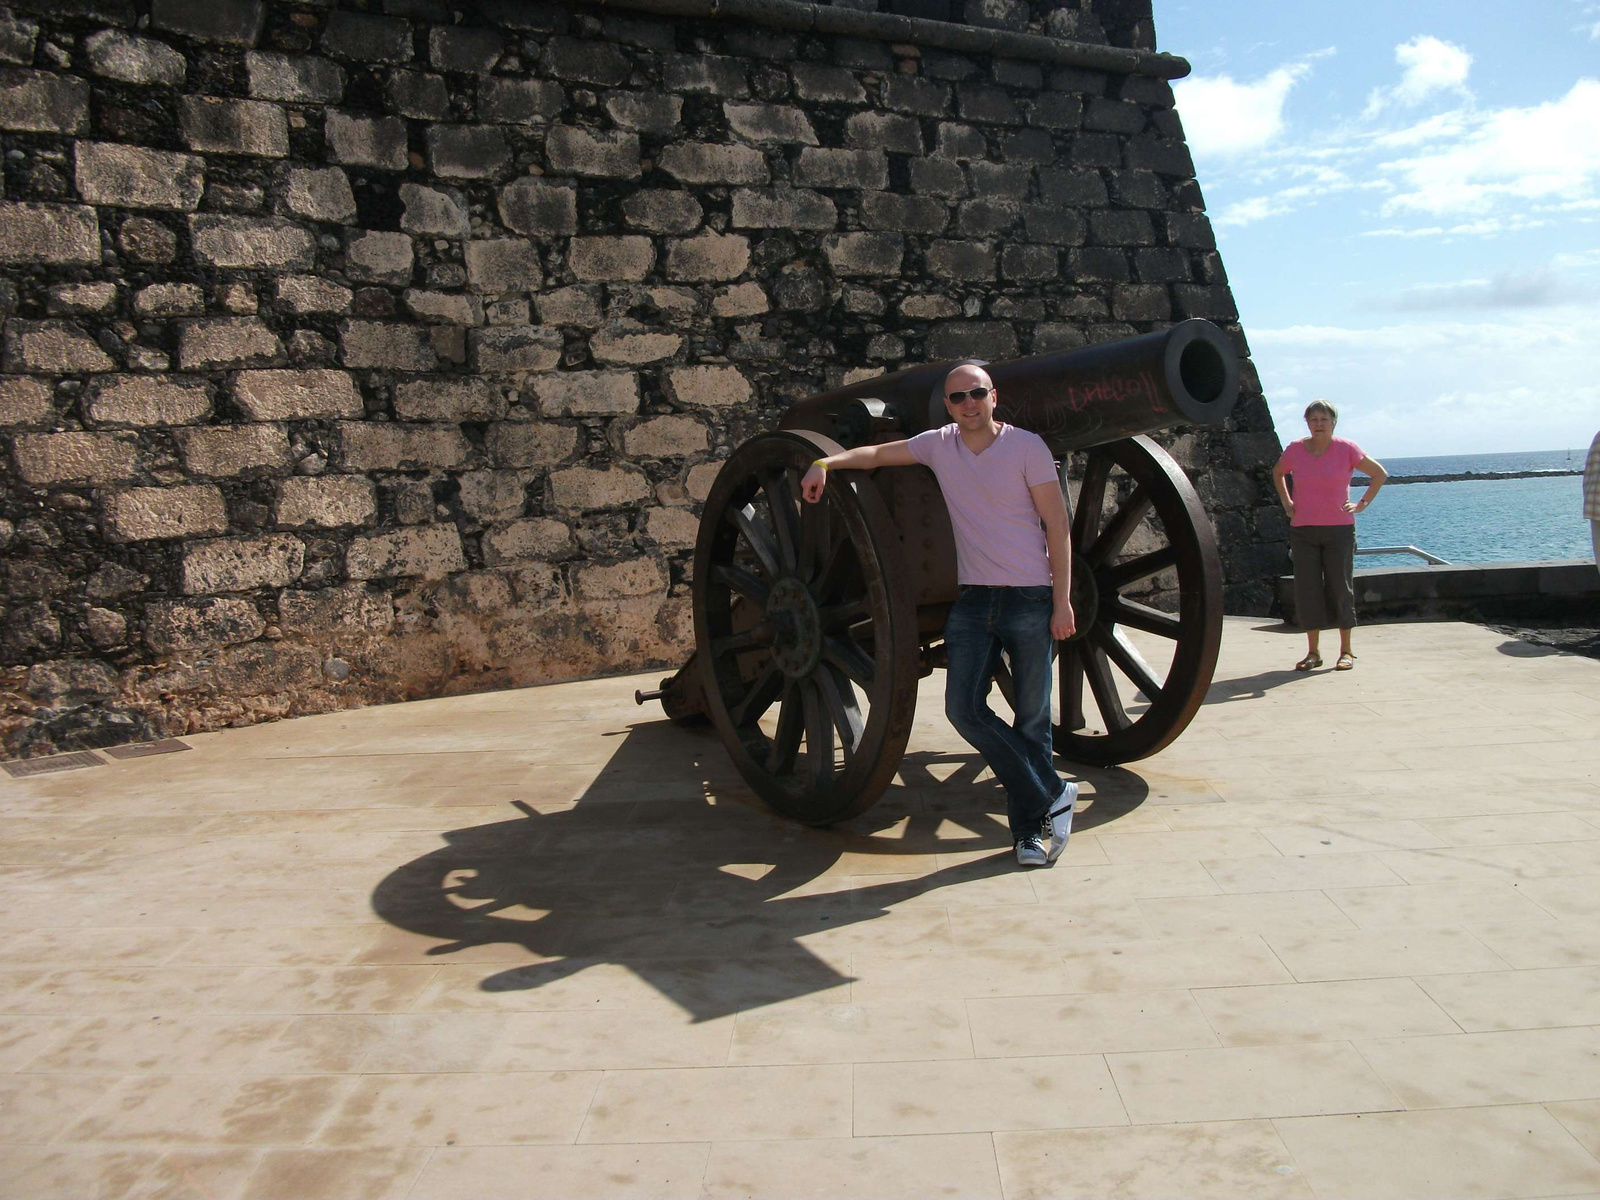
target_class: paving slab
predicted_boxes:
[2,617,1600,1198]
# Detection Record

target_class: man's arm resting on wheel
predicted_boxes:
[1030,479,1076,641]
[800,441,918,503]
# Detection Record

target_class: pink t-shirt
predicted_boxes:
[1277,436,1365,526]
[907,423,1058,586]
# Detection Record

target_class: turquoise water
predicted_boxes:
[1349,450,1591,565]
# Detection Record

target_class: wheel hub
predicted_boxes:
[1064,550,1097,643]
[766,576,822,678]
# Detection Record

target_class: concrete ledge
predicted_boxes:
[1277,560,1600,623]
[591,0,1192,76]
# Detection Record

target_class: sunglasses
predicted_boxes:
[945,387,991,402]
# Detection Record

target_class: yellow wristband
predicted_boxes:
[812,458,829,473]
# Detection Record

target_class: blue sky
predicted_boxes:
[1158,0,1600,458]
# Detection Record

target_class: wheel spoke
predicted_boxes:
[816,664,865,764]
[761,469,802,573]
[1105,597,1182,638]
[1095,624,1163,703]
[712,624,772,659]
[813,535,857,605]
[822,634,876,689]
[1072,450,1111,547]
[817,598,870,632]
[1059,641,1087,733]
[730,503,782,580]
[1087,484,1152,567]
[798,487,831,583]
[1103,545,1179,593]
[800,678,836,788]
[765,681,803,774]
[1083,642,1132,732]
[710,563,771,607]
[730,659,783,727]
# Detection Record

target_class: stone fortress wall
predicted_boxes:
[0,0,1286,757]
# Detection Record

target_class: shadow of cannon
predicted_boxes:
[371,721,1150,1023]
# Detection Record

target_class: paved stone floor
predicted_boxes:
[3,616,1600,1199]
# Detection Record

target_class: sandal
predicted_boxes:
[1335,652,1356,671]
[1295,654,1322,671]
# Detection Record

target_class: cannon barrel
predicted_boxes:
[779,317,1239,453]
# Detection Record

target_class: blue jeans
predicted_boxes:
[943,585,1065,842]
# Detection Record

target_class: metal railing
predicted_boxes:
[1355,545,1451,566]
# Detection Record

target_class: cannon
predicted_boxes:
[638,318,1242,826]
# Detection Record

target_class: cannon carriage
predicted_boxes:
[639,318,1242,826]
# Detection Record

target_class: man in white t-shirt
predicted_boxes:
[801,364,1079,866]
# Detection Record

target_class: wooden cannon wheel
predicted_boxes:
[1021,434,1225,765]
[693,429,920,826]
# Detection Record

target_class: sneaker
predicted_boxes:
[1015,835,1048,866]
[1044,782,1079,863]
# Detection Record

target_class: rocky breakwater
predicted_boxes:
[0,0,1277,756]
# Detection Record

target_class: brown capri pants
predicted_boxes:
[1290,524,1357,631]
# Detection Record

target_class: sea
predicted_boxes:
[1348,449,1592,565]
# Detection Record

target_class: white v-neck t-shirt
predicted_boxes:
[906,422,1058,587]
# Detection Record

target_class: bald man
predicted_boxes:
[801,363,1078,867]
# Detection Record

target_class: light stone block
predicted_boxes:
[274,276,352,315]
[545,125,640,178]
[0,377,54,427]
[275,476,377,528]
[481,517,572,564]
[191,215,315,271]
[86,30,187,86]
[576,557,668,599]
[549,465,652,509]
[458,470,527,523]
[286,167,357,224]
[0,67,88,134]
[823,232,905,276]
[75,142,205,211]
[144,597,265,651]
[532,371,638,417]
[665,233,750,281]
[277,584,392,634]
[246,51,345,103]
[403,290,485,326]
[393,378,505,422]
[13,431,139,485]
[469,327,563,372]
[712,282,769,317]
[339,322,437,371]
[621,190,703,234]
[497,178,578,236]
[346,525,468,580]
[590,322,681,366]
[4,320,117,373]
[399,184,470,237]
[345,230,414,284]
[103,484,227,541]
[664,365,752,408]
[177,424,293,478]
[724,102,818,145]
[324,111,408,170]
[339,422,471,471]
[623,415,708,457]
[464,239,543,294]
[86,375,211,427]
[658,142,769,186]
[233,369,363,421]
[133,283,205,318]
[487,421,579,468]
[180,95,288,157]
[569,236,655,282]
[181,534,305,594]
[0,203,100,265]
[178,319,284,370]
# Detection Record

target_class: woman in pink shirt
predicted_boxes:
[1272,400,1388,671]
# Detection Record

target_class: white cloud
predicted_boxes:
[1378,79,1600,216]
[1174,62,1313,158]
[1379,268,1591,310]
[1249,313,1600,455]
[1364,36,1473,117]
